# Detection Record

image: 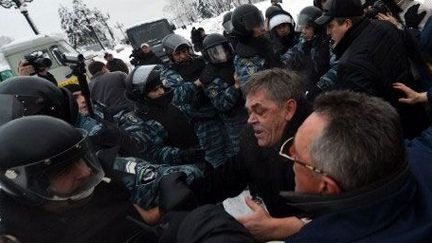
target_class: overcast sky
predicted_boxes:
[0,0,168,40]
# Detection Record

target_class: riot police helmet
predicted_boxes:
[0,76,78,126]
[125,64,172,102]
[232,4,265,36]
[0,116,104,204]
[297,6,323,30]
[162,33,193,56]
[202,33,234,64]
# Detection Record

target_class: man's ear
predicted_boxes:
[319,176,342,195]
[345,18,353,29]
[284,99,297,121]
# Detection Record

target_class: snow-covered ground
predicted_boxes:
[92,0,313,67]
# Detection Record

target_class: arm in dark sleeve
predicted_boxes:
[336,62,380,96]
[119,59,130,74]
[189,153,249,205]
[203,77,242,112]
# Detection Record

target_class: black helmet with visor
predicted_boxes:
[232,4,265,36]
[0,116,104,205]
[0,76,78,126]
[202,34,234,64]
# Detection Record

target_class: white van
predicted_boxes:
[0,34,80,84]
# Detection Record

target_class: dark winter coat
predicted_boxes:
[159,205,255,243]
[133,91,199,150]
[106,58,129,74]
[333,18,429,138]
[281,32,332,93]
[137,52,162,65]
[422,16,432,57]
[0,181,158,243]
[270,30,300,57]
[89,71,131,110]
[191,99,311,217]
[37,71,57,85]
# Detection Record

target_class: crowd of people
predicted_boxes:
[1,0,432,242]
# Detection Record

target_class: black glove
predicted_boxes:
[95,146,120,173]
[179,148,205,164]
[191,88,210,108]
[159,172,198,214]
[405,4,426,29]
[95,146,134,181]
[89,120,121,150]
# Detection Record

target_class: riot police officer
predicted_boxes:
[231,4,283,88]
[200,33,248,157]
[124,64,204,164]
[161,34,227,167]
[0,116,158,243]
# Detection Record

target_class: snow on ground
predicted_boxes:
[0,0,313,74]
[176,0,313,40]
[1,0,312,69]
[89,0,313,67]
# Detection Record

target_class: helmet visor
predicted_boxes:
[132,65,158,94]
[1,131,104,201]
[0,94,47,126]
[207,44,232,64]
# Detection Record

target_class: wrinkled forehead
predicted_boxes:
[245,88,281,109]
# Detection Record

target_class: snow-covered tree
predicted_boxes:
[57,0,113,48]
[164,0,262,27]
[197,0,214,19]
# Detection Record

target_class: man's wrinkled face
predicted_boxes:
[275,23,291,37]
[326,19,350,47]
[49,159,92,197]
[172,47,191,64]
[72,91,89,115]
[246,89,294,147]
[292,112,328,193]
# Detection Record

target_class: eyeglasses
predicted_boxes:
[279,137,328,176]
